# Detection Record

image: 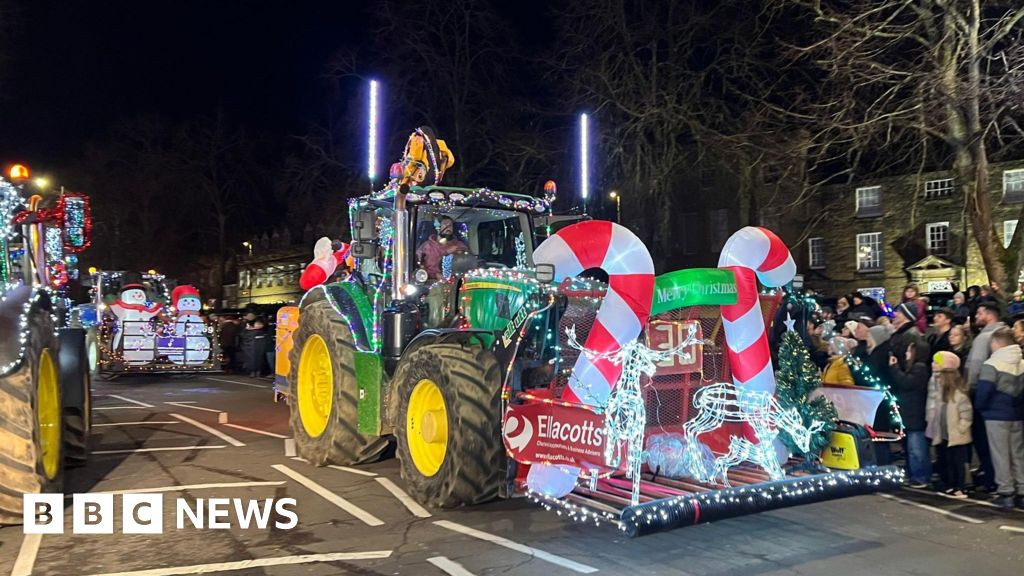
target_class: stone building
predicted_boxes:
[797,160,1024,303]
[228,226,317,307]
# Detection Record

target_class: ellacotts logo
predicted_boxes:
[23,494,298,534]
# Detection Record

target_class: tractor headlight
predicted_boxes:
[536,263,556,284]
[414,268,429,284]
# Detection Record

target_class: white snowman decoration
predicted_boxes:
[109,276,163,365]
[170,285,209,365]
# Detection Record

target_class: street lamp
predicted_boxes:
[33,177,50,190]
[609,191,621,223]
[242,241,253,256]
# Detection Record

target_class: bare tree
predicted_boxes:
[775,1,1024,287]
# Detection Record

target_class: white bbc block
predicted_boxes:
[122,493,164,534]
[23,493,64,534]
[73,493,114,534]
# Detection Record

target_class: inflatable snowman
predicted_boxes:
[170,285,209,365]
[109,274,163,365]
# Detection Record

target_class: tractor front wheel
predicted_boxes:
[394,343,502,508]
[288,300,386,466]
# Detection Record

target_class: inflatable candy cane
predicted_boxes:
[717,227,796,396]
[534,221,655,406]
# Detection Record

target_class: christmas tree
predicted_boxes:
[775,328,837,456]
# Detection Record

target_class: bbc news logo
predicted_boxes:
[23,494,298,534]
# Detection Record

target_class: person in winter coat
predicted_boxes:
[848,292,880,321]
[890,339,932,487]
[890,302,929,367]
[822,337,858,386]
[239,317,270,377]
[951,291,972,326]
[974,327,1024,508]
[966,302,1005,491]
[901,284,929,333]
[928,309,954,354]
[927,352,973,498]
[949,324,971,375]
[835,295,852,326]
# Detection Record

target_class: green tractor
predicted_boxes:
[289,179,559,507]
[0,178,92,524]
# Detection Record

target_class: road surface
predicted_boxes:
[2,375,1024,576]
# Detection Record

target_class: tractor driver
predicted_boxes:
[415,215,469,279]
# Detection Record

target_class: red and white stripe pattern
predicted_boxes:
[717,226,796,395]
[300,237,350,291]
[534,221,655,406]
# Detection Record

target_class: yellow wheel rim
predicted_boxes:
[297,334,333,438]
[407,378,448,477]
[37,349,61,480]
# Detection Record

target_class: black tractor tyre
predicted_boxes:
[60,328,91,463]
[0,307,64,525]
[288,299,387,466]
[393,343,502,508]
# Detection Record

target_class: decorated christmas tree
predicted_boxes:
[775,327,837,457]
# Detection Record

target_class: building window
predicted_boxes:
[856,232,883,272]
[681,212,699,255]
[1005,220,1019,248]
[855,186,882,217]
[924,178,954,199]
[808,237,825,269]
[926,222,949,256]
[709,209,729,252]
[1004,170,1024,203]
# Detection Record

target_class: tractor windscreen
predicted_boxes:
[414,205,532,273]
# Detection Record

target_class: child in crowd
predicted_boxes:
[927,351,973,497]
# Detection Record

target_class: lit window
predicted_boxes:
[857,232,883,272]
[1005,220,1019,248]
[926,222,949,256]
[1004,170,1024,203]
[924,178,954,199]
[856,186,882,217]
[709,209,729,252]
[808,237,825,269]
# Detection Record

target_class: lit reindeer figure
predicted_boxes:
[683,383,826,486]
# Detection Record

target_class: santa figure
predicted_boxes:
[171,285,209,365]
[299,237,351,290]
[108,273,162,365]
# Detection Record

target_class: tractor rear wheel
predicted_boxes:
[288,299,386,466]
[0,307,64,525]
[394,343,502,508]
[60,328,91,463]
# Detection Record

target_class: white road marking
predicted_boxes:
[93,445,227,455]
[271,464,383,526]
[84,550,393,576]
[905,487,1024,512]
[223,422,290,439]
[94,406,149,410]
[1000,525,1024,533]
[93,421,180,427]
[218,412,228,424]
[433,520,598,574]
[96,481,286,495]
[170,413,245,447]
[328,464,377,477]
[170,400,197,404]
[879,493,985,524]
[376,477,432,518]
[427,556,477,576]
[289,456,379,477]
[106,394,155,408]
[11,533,42,576]
[284,438,296,457]
[164,401,221,413]
[203,376,268,389]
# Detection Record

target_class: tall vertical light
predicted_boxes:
[368,80,379,183]
[580,113,590,206]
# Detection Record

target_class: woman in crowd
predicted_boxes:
[835,295,851,325]
[951,291,971,326]
[889,341,932,488]
[822,337,858,386]
[948,324,971,373]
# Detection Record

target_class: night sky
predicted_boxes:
[0,1,375,173]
